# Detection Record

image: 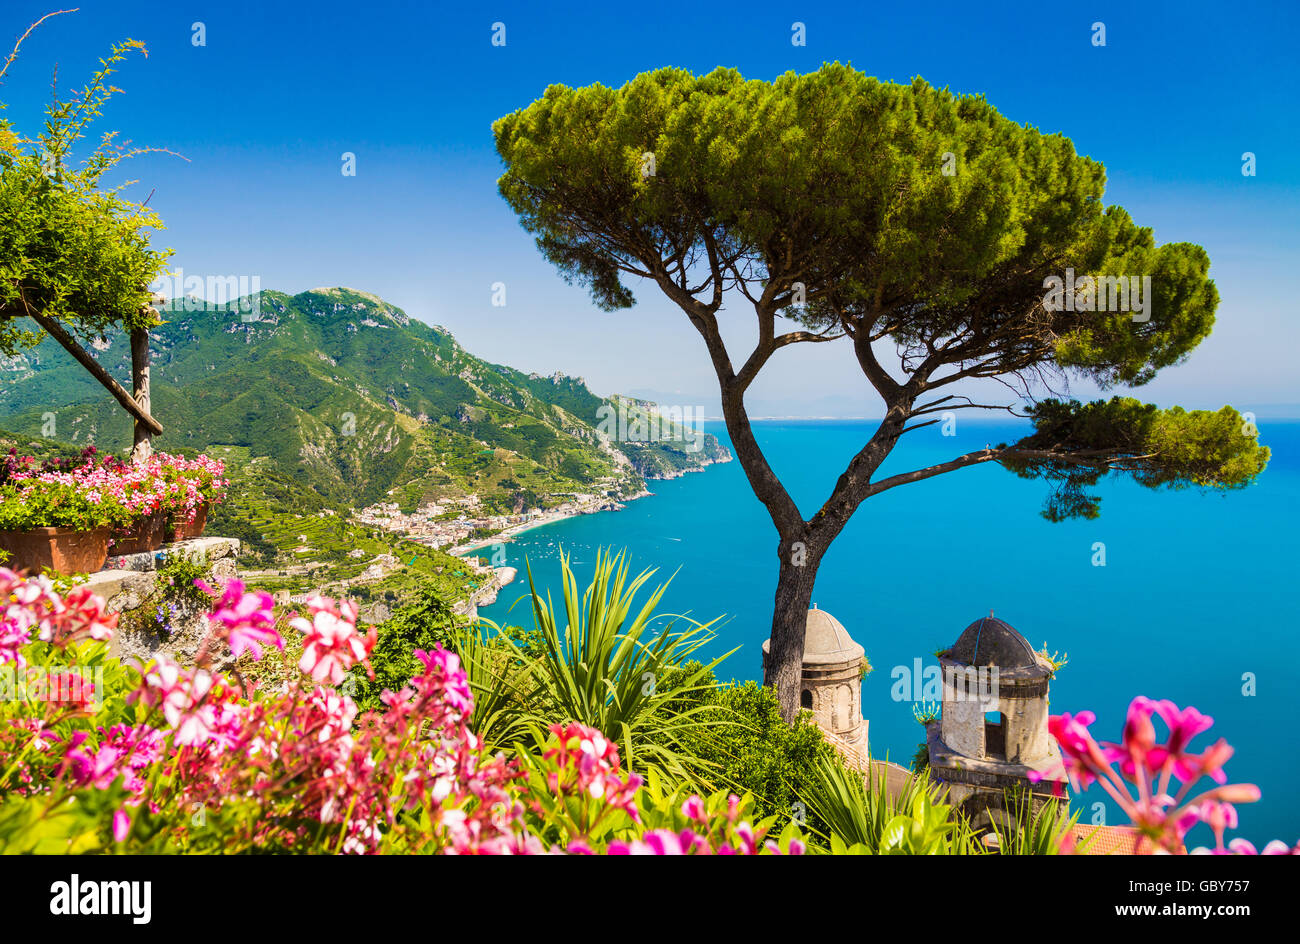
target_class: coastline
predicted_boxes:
[451,487,653,557]
[450,452,733,557]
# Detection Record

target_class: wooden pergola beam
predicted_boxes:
[27,310,164,436]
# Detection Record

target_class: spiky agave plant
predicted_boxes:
[447,617,540,752]
[478,548,736,786]
[797,753,981,854]
[990,790,1090,855]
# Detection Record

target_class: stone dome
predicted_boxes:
[761,606,864,666]
[947,615,1044,672]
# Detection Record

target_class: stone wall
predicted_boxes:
[86,537,241,667]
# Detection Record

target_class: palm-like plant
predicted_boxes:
[991,791,1089,855]
[447,617,540,751]
[798,753,981,854]
[477,548,736,784]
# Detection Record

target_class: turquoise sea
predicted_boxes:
[479,418,1300,847]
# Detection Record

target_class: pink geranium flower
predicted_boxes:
[293,594,375,685]
[1043,696,1265,854]
[134,656,219,747]
[197,578,283,661]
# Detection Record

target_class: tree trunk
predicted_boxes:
[764,537,824,722]
[129,327,152,464]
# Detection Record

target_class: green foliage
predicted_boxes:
[349,584,460,713]
[1037,643,1068,676]
[797,753,980,855]
[1004,397,1270,520]
[480,548,734,784]
[912,701,940,725]
[0,28,171,355]
[677,678,833,827]
[494,64,1218,388]
[155,550,210,610]
[0,478,130,530]
[992,793,1088,855]
[630,772,804,854]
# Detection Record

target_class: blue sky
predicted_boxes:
[5,0,1298,416]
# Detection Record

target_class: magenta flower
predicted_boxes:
[1221,838,1298,855]
[134,657,220,747]
[544,721,642,822]
[1043,696,1263,854]
[1153,700,1214,756]
[681,795,707,822]
[197,578,283,661]
[112,809,131,843]
[414,646,472,715]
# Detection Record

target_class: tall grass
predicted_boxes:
[991,791,1089,855]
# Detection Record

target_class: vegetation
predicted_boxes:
[494,63,1269,719]
[476,549,732,784]
[0,16,170,357]
[348,584,460,713]
[991,792,1087,856]
[676,677,834,829]
[0,287,727,513]
[0,476,130,530]
[2,547,1291,855]
[797,752,978,854]
[910,742,929,773]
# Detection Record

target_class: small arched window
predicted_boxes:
[800,689,813,710]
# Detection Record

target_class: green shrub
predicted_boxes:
[348,584,460,712]
[678,677,833,829]
[475,548,732,785]
[0,480,130,530]
[911,741,930,773]
[798,754,982,855]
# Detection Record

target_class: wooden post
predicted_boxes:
[26,310,163,436]
[130,326,152,464]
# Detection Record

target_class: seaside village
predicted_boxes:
[353,491,628,550]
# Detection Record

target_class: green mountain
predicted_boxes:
[0,287,728,513]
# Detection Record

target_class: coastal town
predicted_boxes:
[351,443,732,556]
[353,490,641,553]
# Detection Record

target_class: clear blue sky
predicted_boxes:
[5,0,1298,415]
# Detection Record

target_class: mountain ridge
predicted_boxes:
[0,287,730,514]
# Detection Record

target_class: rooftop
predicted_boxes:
[762,605,864,666]
[947,614,1046,673]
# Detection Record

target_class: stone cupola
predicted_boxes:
[763,605,868,753]
[926,612,1067,831]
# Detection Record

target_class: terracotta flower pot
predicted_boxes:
[110,509,166,556]
[166,502,209,543]
[0,526,111,576]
